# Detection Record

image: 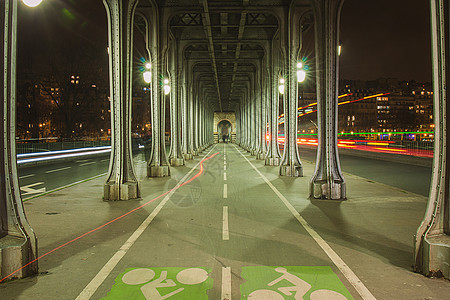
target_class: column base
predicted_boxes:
[250,149,257,156]
[0,235,37,281]
[147,165,170,177]
[184,153,193,160]
[265,157,281,166]
[310,180,346,200]
[418,234,450,279]
[169,157,185,166]
[279,164,303,177]
[192,150,198,156]
[104,181,140,201]
[256,152,265,160]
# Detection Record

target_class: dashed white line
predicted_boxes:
[80,161,96,166]
[221,266,232,300]
[45,166,71,174]
[223,183,228,198]
[100,159,110,162]
[224,165,226,171]
[19,174,35,179]
[224,173,227,181]
[223,206,229,241]
[233,144,376,300]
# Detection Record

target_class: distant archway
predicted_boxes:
[218,119,232,142]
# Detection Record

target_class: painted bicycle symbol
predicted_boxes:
[248,267,348,299]
[121,267,209,299]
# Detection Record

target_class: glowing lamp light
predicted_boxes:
[22,0,43,7]
[163,78,170,95]
[278,78,285,95]
[297,70,306,83]
[145,63,152,69]
[143,71,152,83]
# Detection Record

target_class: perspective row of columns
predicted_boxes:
[237,1,345,200]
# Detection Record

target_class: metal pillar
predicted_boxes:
[309,0,345,199]
[256,62,267,160]
[280,6,303,177]
[147,7,170,177]
[265,42,282,166]
[168,39,185,166]
[414,0,450,279]
[0,0,38,281]
[103,0,140,200]
[181,66,193,160]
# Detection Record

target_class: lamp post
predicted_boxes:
[143,62,151,141]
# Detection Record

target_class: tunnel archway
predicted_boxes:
[218,119,232,143]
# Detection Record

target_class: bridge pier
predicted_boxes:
[0,0,38,281]
[279,6,304,177]
[103,0,140,200]
[414,0,450,279]
[309,0,346,200]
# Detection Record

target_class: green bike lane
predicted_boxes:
[82,143,359,299]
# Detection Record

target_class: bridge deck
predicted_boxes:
[1,144,449,299]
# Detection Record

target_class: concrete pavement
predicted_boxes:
[1,143,449,299]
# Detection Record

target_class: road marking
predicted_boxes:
[75,159,91,163]
[76,145,218,300]
[80,161,96,166]
[222,267,231,300]
[224,173,227,181]
[224,165,226,171]
[23,173,107,202]
[20,182,46,195]
[19,174,35,179]
[232,144,376,300]
[223,184,228,198]
[45,166,71,174]
[100,159,110,162]
[224,160,227,165]
[223,206,229,241]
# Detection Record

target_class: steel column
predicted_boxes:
[414,0,450,279]
[103,0,140,199]
[0,0,38,281]
[310,0,345,199]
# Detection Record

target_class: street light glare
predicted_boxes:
[297,62,303,69]
[22,0,43,7]
[164,78,169,84]
[164,85,171,95]
[145,63,152,69]
[297,70,306,83]
[143,71,151,83]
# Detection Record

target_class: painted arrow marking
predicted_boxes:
[20,182,46,196]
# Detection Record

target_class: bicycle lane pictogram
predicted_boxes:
[102,267,213,299]
[241,266,353,299]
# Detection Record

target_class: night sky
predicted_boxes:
[17,0,432,82]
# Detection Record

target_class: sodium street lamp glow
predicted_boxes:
[22,0,43,7]
[163,78,170,95]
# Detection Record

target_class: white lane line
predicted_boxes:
[76,145,217,300]
[19,174,35,179]
[221,266,232,300]
[45,166,71,174]
[224,165,226,171]
[223,183,228,198]
[80,161,96,166]
[100,159,110,162]
[224,173,227,181]
[223,206,229,240]
[75,159,91,163]
[232,144,376,300]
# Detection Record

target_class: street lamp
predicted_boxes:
[297,62,306,83]
[163,78,170,95]
[278,78,285,95]
[22,0,43,7]
[143,62,151,84]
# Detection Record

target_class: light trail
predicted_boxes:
[0,152,219,283]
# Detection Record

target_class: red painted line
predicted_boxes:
[0,152,219,283]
